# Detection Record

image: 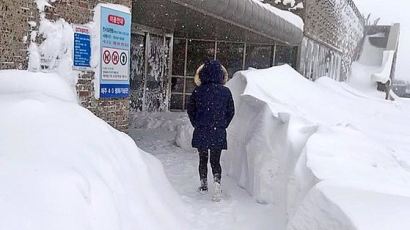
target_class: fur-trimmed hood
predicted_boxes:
[194,60,229,86]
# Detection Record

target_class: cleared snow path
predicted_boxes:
[128,112,284,230]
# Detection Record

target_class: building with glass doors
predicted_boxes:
[130,0,303,111]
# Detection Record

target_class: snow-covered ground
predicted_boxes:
[128,112,284,230]
[0,70,188,230]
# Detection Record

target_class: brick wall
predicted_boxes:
[0,0,132,132]
[0,0,38,69]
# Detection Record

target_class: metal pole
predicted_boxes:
[272,43,277,66]
[182,39,188,110]
[242,43,247,70]
[142,32,149,111]
[214,40,218,60]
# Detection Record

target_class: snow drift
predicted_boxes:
[223,65,410,230]
[0,70,188,230]
[176,65,410,229]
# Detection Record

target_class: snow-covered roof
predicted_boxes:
[171,0,304,45]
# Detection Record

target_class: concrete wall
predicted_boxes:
[0,0,132,132]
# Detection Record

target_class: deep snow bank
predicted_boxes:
[0,70,188,230]
[222,65,410,230]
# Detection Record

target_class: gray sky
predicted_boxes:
[354,0,410,81]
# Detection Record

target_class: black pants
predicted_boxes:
[198,149,222,183]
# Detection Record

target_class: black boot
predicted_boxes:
[198,178,208,194]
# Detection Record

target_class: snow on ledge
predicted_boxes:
[252,0,304,30]
[371,50,395,84]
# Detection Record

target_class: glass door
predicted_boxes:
[130,34,145,111]
[130,31,172,112]
[144,34,171,112]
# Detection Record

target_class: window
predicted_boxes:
[170,38,187,110]
[130,33,171,112]
[245,45,273,70]
[144,34,171,112]
[185,78,196,94]
[171,39,216,111]
[170,94,184,110]
[172,39,186,76]
[275,45,298,68]
[186,40,215,76]
[216,42,245,78]
[130,34,146,111]
[171,77,184,93]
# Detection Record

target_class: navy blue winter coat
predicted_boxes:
[187,60,235,150]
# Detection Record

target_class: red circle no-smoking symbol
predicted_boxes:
[103,50,111,64]
[112,51,119,65]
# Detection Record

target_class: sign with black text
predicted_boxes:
[99,6,131,99]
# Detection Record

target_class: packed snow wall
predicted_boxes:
[0,70,189,230]
[219,65,410,230]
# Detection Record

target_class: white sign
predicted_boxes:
[101,47,129,81]
[99,6,131,99]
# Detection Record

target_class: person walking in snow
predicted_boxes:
[187,59,235,201]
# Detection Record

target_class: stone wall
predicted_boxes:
[303,0,365,79]
[0,0,132,132]
[261,0,365,80]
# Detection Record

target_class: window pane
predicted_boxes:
[185,78,196,94]
[171,77,184,93]
[172,39,186,76]
[275,46,298,68]
[187,40,215,76]
[245,45,273,70]
[146,34,167,83]
[145,34,170,112]
[217,42,244,78]
[184,94,191,110]
[170,94,184,110]
[130,34,145,111]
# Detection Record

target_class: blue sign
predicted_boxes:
[73,26,91,69]
[100,84,129,98]
[100,6,131,99]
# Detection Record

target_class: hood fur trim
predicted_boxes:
[194,64,229,86]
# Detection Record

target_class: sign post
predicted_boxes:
[99,6,131,99]
[73,25,91,70]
